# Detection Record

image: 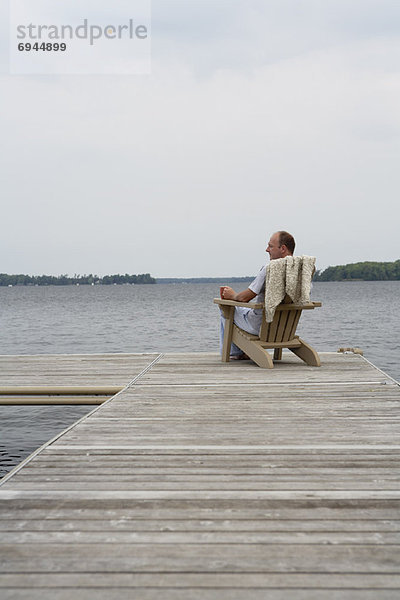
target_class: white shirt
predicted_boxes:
[249,265,266,304]
[238,265,266,333]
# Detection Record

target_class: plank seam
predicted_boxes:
[134,382,386,387]
[2,491,400,499]
[50,445,400,450]
[125,354,165,389]
[0,352,160,358]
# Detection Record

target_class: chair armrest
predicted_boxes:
[275,301,322,310]
[213,298,264,309]
[214,298,321,310]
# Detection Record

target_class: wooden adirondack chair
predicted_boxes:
[214,296,321,369]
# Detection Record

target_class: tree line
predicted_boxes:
[314,260,400,281]
[0,273,156,286]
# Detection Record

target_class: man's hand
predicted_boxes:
[220,286,257,302]
[220,286,236,300]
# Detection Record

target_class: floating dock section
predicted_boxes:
[0,351,400,599]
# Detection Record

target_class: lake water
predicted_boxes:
[1,281,399,477]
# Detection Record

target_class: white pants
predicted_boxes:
[220,307,261,357]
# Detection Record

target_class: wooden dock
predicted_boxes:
[0,351,400,598]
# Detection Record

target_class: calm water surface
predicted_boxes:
[1,281,399,477]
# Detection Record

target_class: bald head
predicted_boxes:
[266,231,295,260]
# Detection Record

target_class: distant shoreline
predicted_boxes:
[0,273,156,287]
[3,278,400,287]
[314,260,400,282]
[1,277,254,287]
[2,259,400,286]
[0,274,253,287]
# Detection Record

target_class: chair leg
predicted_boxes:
[232,329,274,369]
[290,337,321,367]
[221,306,235,363]
[273,348,283,361]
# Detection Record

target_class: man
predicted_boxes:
[220,231,295,359]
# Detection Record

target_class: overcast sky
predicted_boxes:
[1,0,400,277]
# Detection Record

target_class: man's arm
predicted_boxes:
[221,286,256,302]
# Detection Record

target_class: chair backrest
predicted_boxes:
[259,295,319,343]
[259,306,303,343]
